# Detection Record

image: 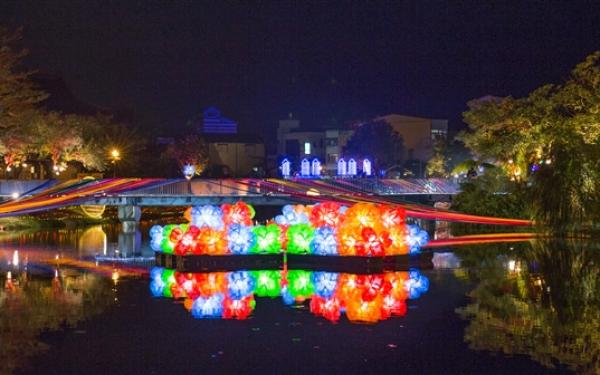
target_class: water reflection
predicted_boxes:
[456,239,600,374]
[150,268,429,323]
[0,266,115,374]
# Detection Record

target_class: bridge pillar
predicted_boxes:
[118,205,141,233]
[118,229,142,256]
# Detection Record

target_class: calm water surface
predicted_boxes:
[0,224,597,374]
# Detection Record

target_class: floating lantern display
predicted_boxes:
[149,201,429,256]
[150,267,429,323]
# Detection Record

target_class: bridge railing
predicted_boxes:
[120,179,263,196]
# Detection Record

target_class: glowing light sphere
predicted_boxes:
[276,204,310,225]
[309,202,344,227]
[310,296,342,322]
[405,224,429,253]
[222,201,255,226]
[287,270,315,299]
[311,226,338,255]
[286,223,315,254]
[190,205,224,230]
[227,224,255,254]
[222,296,256,320]
[404,269,429,299]
[149,267,166,297]
[251,270,282,297]
[250,224,281,254]
[312,271,339,298]
[227,271,255,299]
[191,293,225,318]
[182,164,196,180]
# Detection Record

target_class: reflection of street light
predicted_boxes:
[110,149,121,177]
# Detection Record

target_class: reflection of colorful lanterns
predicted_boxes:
[228,271,255,299]
[191,293,225,318]
[252,270,282,297]
[287,270,315,299]
[151,268,429,324]
[313,271,338,298]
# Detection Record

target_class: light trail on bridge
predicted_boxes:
[0,178,532,226]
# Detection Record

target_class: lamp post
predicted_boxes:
[110,149,121,178]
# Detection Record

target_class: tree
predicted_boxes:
[456,239,599,374]
[162,135,209,177]
[343,120,404,171]
[425,136,447,177]
[458,51,600,233]
[0,27,47,133]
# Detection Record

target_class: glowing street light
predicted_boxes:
[110,149,121,177]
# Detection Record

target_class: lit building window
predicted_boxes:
[304,142,311,155]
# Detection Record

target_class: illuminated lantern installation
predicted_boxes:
[348,158,357,176]
[226,224,255,254]
[250,224,282,254]
[301,158,310,177]
[151,200,428,257]
[286,223,315,254]
[363,158,372,176]
[280,158,291,177]
[337,158,347,176]
[251,270,282,297]
[311,158,321,176]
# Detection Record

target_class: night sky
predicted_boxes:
[1,1,599,135]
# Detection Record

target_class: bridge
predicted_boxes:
[0,178,532,227]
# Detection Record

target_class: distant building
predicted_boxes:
[274,113,448,177]
[375,114,448,162]
[204,134,265,177]
[200,107,238,134]
[193,107,264,177]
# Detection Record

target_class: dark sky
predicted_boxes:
[1,1,599,135]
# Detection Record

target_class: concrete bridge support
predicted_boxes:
[118,205,141,233]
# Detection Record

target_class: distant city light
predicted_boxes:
[11,192,19,199]
[304,142,311,155]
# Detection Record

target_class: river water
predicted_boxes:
[0,224,597,374]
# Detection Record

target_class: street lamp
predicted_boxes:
[110,149,121,178]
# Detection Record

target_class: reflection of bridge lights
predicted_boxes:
[12,250,19,267]
[507,259,522,273]
[112,269,120,283]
